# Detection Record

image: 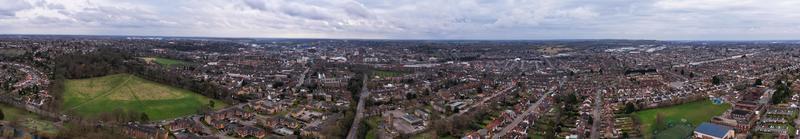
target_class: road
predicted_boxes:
[295,68,309,88]
[590,89,604,139]
[452,81,517,117]
[493,78,562,138]
[346,75,369,139]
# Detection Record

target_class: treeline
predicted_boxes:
[128,65,236,103]
[54,48,134,79]
[154,41,245,53]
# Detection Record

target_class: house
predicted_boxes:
[252,101,283,115]
[448,101,467,112]
[401,114,423,126]
[694,122,735,139]
[414,109,430,119]
[291,110,323,122]
[273,127,295,136]
[235,125,266,138]
[266,116,302,129]
[166,118,203,133]
[122,124,169,139]
[206,108,255,122]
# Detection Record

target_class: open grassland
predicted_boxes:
[62,74,227,120]
[141,57,189,67]
[634,100,730,139]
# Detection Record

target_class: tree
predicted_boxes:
[771,79,793,104]
[209,100,215,108]
[140,113,149,122]
[0,109,4,120]
[711,76,722,85]
[624,102,637,114]
[755,79,763,86]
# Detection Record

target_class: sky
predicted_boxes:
[1,0,799,40]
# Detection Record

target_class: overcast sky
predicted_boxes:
[1,0,799,40]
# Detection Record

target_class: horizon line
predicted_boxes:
[1,33,799,42]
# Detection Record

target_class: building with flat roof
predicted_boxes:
[694,122,735,139]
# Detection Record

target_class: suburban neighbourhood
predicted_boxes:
[0,37,799,139]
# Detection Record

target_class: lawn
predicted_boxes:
[141,57,190,67]
[62,74,227,120]
[634,100,731,139]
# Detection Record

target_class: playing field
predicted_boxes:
[62,74,227,120]
[141,57,189,67]
[634,100,730,139]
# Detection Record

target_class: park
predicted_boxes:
[61,74,226,121]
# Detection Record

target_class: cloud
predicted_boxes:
[0,0,799,40]
[0,0,33,17]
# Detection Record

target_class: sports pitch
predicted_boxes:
[141,57,189,67]
[62,74,227,120]
[634,100,730,139]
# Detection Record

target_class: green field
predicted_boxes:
[653,124,693,139]
[0,104,37,121]
[62,74,227,120]
[374,70,404,78]
[0,104,59,135]
[142,57,190,67]
[634,100,730,139]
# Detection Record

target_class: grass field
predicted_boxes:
[634,100,730,139]
[653,124,693,139]
[374,70,404,78]
[0,104,59,135]
[0,104,37,121]
[142,57,189,67]
[62,74,227,120]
